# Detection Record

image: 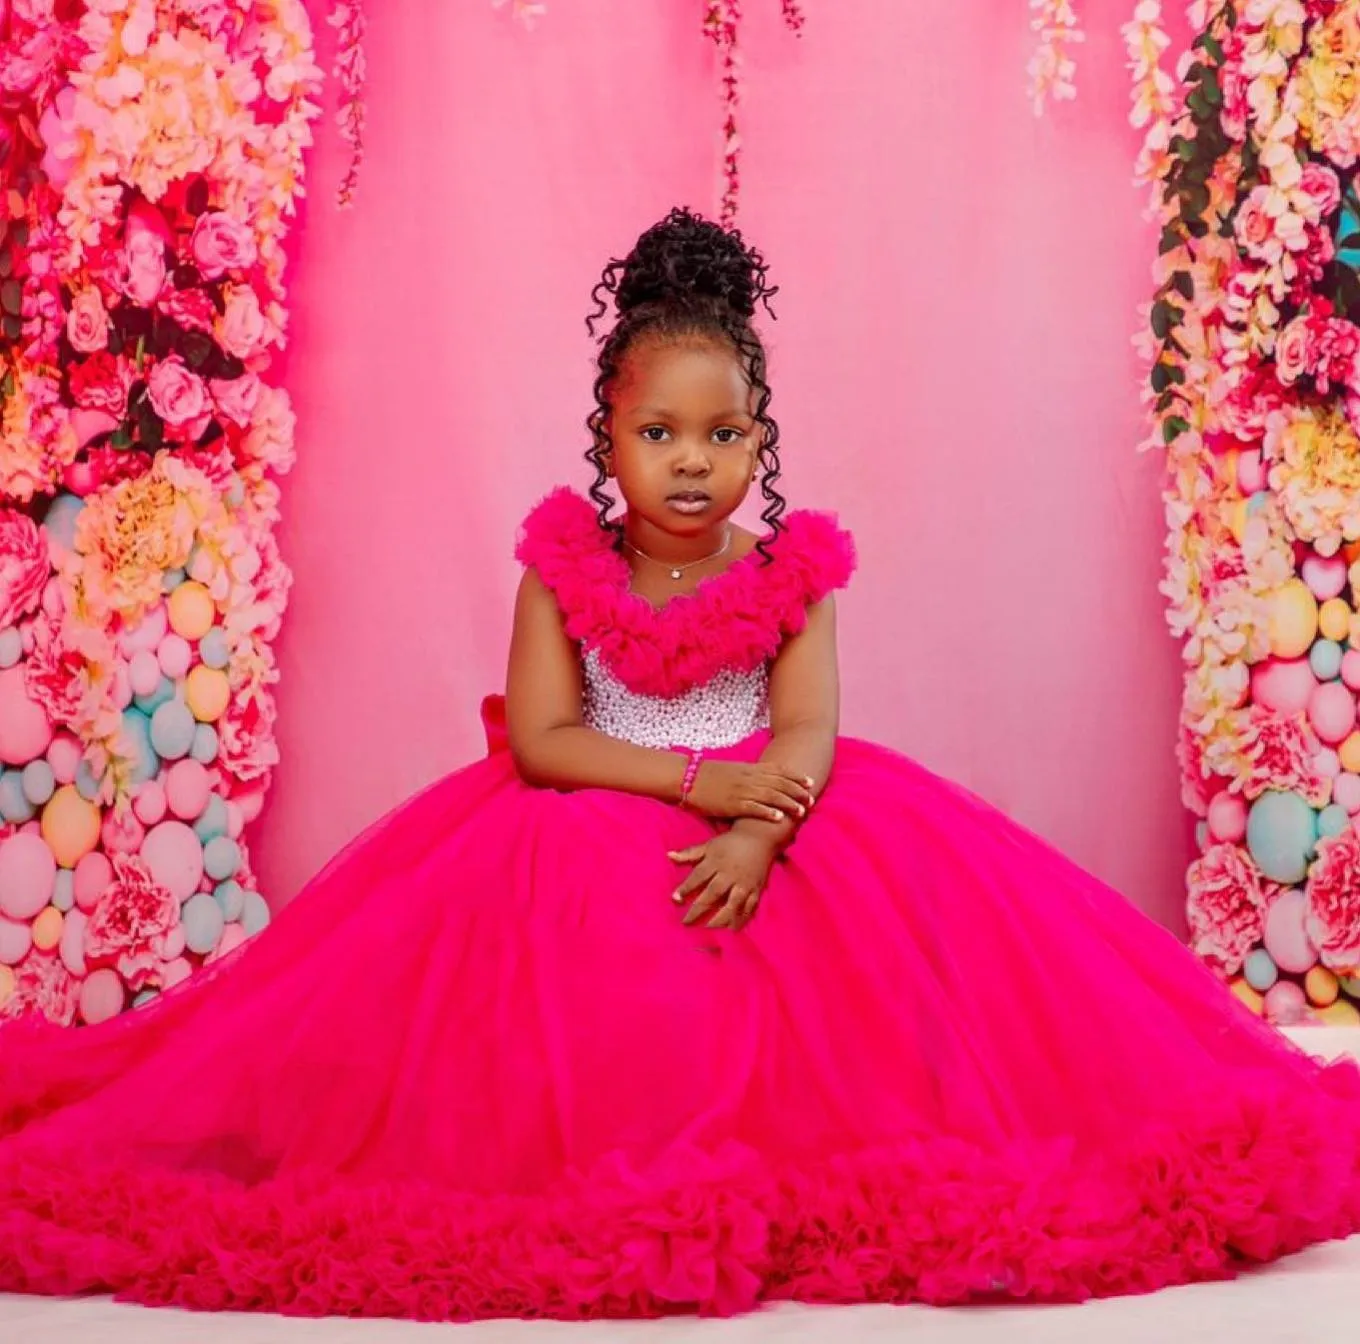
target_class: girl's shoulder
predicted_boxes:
[513,488,856,698]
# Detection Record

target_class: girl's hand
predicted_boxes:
[683,760,814,824]
[668,832,778,930]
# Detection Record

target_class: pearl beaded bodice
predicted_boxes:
[582,647,770,751]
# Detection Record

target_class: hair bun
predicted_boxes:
[610,206,775,323]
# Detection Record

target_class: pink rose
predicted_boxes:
[1187,843,1270,975]
[147,355,208,428]
[159,287,216,334]
[84,854,180,991]
[190,211,258,280]
[1274,317,1315,385]
[1297,163,1342,223]
[209,372,261,428]
[0,509,49,630]
[1235,190,1278,260]
[65,286,109,354]
[68,351,132,416]
[120,227,168,307]
[217,285,268,360]
[0,950,78,1026]
[1305,830,1360,971]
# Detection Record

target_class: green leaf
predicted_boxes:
[1203,34,1224,62]
[1151,301,1181,339]
[1,314,20,341]
[0,279,21,317]
[110,426,133,450]
[1156,389,1176,413]
[1171,135,1196,161]
[1159,225,1184,255]
[1172,271,1194,301]
[1163,416,1192,444]
[1187,89,1210,120]
[1202,70,1222,106]
[1152,363,1172,394]
[0,370,14,400]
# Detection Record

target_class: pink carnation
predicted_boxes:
[0,950,78,1026]
[1177,714,1213,817]
[1187,843,1270,975]
[0,509,49,630]
[159,287,217,334]
[84,853,181,991]
[1305,830,1360,971]
[1240,706,1328,804]
[69,351,133,416]
[23,613,88,727]
[219,681,280,783]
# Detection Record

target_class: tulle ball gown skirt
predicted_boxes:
[0,723,1357,1320]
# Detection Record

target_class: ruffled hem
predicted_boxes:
[514,488,856,699]
[3,1058,1358,1321]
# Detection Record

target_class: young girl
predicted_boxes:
[0,207,1357,1323]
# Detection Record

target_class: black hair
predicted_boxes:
[583,206,786,560]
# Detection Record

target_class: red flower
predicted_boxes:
[0,508,49,630]
[1187,844,1271,975]
[68,350,133,416]
[1305,830,1360,971]
[84,853,181,991]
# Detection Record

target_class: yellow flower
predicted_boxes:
[1266,403,1360,545]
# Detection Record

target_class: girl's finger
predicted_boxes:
[683,877,728,926]
[744,798,788,823]
[667,844,708,864]
[709,887,748,930]
[673,862,713,902]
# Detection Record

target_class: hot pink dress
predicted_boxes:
[0,488,1357,1321]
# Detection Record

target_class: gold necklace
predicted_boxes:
[624,526,732,580]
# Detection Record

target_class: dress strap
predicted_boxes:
[515,488,856,698]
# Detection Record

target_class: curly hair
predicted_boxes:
[583,206,786,560]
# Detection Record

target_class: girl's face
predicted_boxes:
[607,337,760,540]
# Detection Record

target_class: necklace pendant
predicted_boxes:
[670,568,683,580]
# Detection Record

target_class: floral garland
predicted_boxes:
[1028,0,1085,114]
[0,0,320,1026]
[1137,0,1360,1027]
[327,1,806,217]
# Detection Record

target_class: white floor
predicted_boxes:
[3,1028,1357,1344]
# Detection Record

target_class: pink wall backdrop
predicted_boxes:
[264,1,1190,927]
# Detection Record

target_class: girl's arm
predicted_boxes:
[729,595,840,853]
[506,568,689,801]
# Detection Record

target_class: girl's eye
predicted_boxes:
[641,427,669,443]
[713,428,744,446]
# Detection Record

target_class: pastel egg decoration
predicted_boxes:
[168,581,215,641]
[1302,550,1349,601]
[1207,791,1248,845]
[1251,658,1317,716]
[1318,597,1352,643]
[185,665,230,723]
[1309,638,1344,682]
[1309,682,1356,744]
[1267,580,1319,659]
[1263,979,1311,1025]
[42,786,101,868]
[0,666,53,766]
[1263,889,1320,975]
[1246,791,1317,885]
[0,832,57,919]
[149,700,196,761]
[1243,948,1278,993]
[140,821,204,903]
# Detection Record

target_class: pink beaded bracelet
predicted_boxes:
[679,750,704,808]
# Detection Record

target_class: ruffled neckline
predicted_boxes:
[516,489,856,699]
